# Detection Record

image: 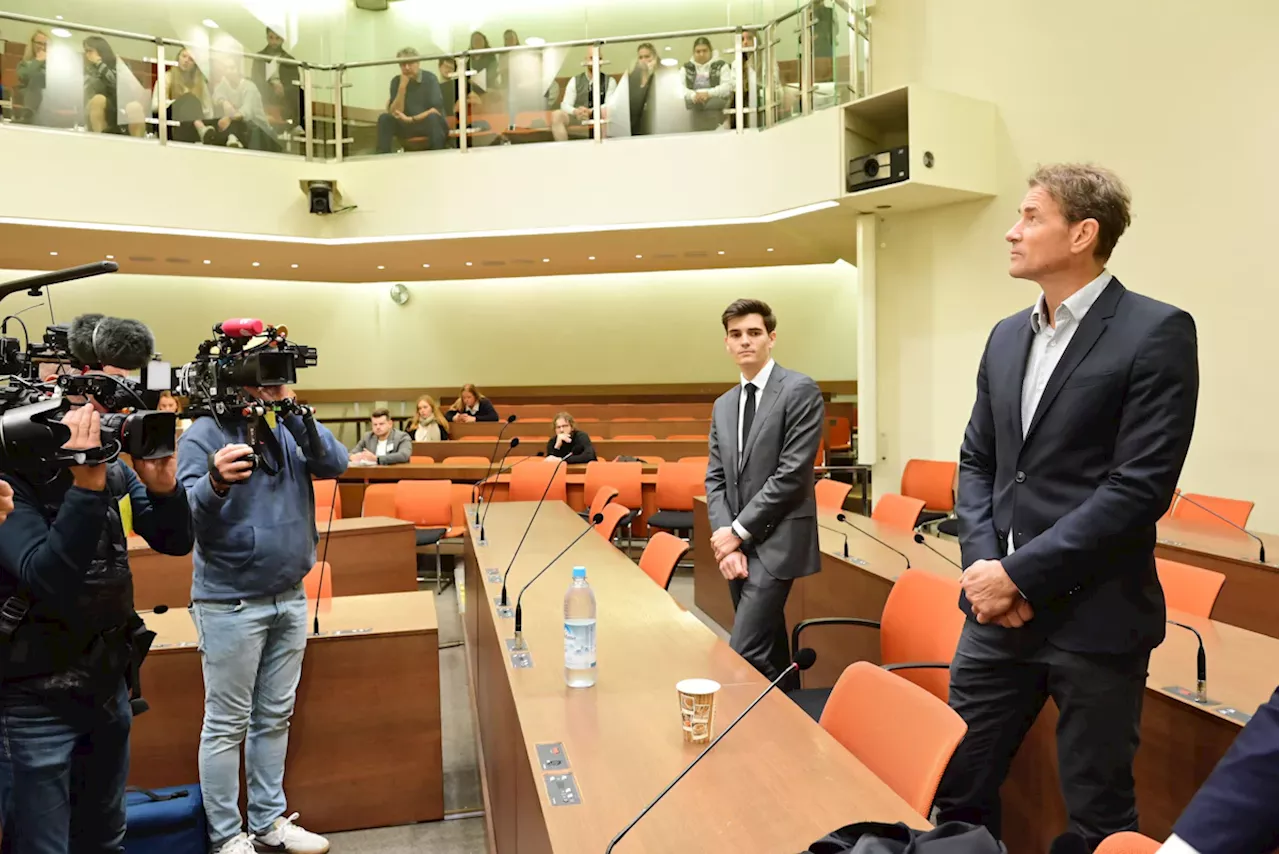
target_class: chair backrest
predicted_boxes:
[450,483,475,533]
[871,493,927,531]
[1170,492,1255,530]
[583,461,644,508]
[394,480,453,528]
[614,434,657,441]
[361,483,398,519]
[595,503,631,541]
[611,417,646,423]
[410,455,435,464]
[304,561,333,601]
[442,455,492,466]
[655,463,707,511]
[900,459,958,513]
[1094,832,1160,854]
[510,461,568,502]
[678,456,709,469]
[588,486,620,523]
[819,661,967,818]
[826,415,853,448]
[1156,558,1226,618]
[814,477,852,511]
[879,569,966,702]
[314,479,342,520]
[657,417,696,422]
[667,434,708,441]
[638,532,690,590]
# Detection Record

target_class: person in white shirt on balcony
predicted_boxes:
[551,45,616,142]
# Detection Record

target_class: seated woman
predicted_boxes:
[15,31,49,125]
[82,35,146,136]
[445,384,499,423]
[157,390,193,435]
[408,394,449,441]
[544,412,597,464]
[153,47,214,144]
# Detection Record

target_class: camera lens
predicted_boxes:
[863,158,880,178]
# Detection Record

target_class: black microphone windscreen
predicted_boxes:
[836,513,848,523]
[794,648,818,671]
[510,437,520,447]
[913,533,925,544]
[592,512,604,523]
[68,314,154,370]
[1048,832,1089,854]
[66,313,104,366]
[507,414,517,423]
[153,604,169,614]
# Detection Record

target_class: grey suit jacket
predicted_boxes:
[705,364,824,581]
[351,429,412,465]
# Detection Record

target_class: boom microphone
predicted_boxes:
[215,318,266,338]
[475,414,520,525]
[476,436,520,530]
[511,512,604,650]
[499,457,567,607]
[912,532,963,570]
[837,513,910,569]
[818,521,849,558]
[67,313,155,371]
[604,648,818,853]
[1167,619,1208,703]
[1173,494,1267,563]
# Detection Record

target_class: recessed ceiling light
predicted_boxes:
[202,259,211,264]
[50,27,72,38]
[587,256,595,260]
[377,265,385,270]
[766,247,774,252]
[525,37,545,46]
[421,263,430,268]
[49,251,58,256]
[202,18,219,28]
[251,261,260,267]
[635,254,643,259]
[105,254,114,259]
[465,261,473,266]
[664,46,672,51]
[717,250,725,255]
[541,258,550,263]
[55,14,63,19]
[660,57,678,67]
[291,263,299,269]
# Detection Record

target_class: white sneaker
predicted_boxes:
[254,813,329,853]
[217,834,257,854]
[226,133,243,148]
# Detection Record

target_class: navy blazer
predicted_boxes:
[1172,689,1278,853]
[957,278,1199,654]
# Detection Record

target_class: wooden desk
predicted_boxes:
[412,439,709,464]
[691,499,1279,853]
[129,591,443,833]
[449,419,712,441]
[462,501,927,853]
[128,516,417,608]
[1156,518,1278,637]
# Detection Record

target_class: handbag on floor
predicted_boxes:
[804,821,1007,853]
[124,785,207,854]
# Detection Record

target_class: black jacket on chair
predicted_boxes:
[957,278,1199,654]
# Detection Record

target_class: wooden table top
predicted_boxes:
[128,516,414,555]
[146,590,438,652]
[1156,518,1279,568]
[813,510,1278,726]
[469,502,927,852]
[337,463,662,483]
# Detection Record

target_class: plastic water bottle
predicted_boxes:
[563,566,597,688]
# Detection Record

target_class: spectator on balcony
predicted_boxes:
[627,42,658,136]
[376,48,447,154]
[210,53,280,151]
[153,47,214,144]
[544,413,598,464]
[468,31,498,97]
[683,36,732,132]
[445,384,499,424]
[82,36,123,133]
[438,56,481,125]
[409,395,450,442]
[723,30,763,131]
[15,30,49,124]
[251,27,302,128]
[551,45,616,142]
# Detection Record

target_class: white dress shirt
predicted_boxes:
[1009,269,1111,555]
[375,438,389,458]
[1156,836,1198,854]
[732,358,775,542]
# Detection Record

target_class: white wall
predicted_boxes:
[868,0,1279,531]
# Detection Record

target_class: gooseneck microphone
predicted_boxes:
[1173,494,1267,563]
[511,512,604,651]
[837,513,910,569]
[1167,619,1208,703]
[137,605,169,616]
[818,522,849,558]
[499,457,568,607]
[913,532,963,570]
[604,648,818,853]
[475,414,519,524]
[476,437,521,541]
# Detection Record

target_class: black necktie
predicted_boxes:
[741,383,757,452]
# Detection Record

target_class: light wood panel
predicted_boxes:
[412,438,711,463]
[302,383,858,406]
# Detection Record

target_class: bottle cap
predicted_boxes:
[572,566,586,579]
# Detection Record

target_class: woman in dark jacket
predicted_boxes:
[544,412,597,464]
[445,383,500,423]
[83,35,120,133]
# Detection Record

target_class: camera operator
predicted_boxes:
[0,375,194,853]
[176,382,346,854]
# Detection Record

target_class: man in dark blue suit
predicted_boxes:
[1160,689,1278,854]
[933,163,1200,849]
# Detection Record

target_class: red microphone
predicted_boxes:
[217,318,265,337]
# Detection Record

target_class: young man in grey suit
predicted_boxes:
[705,299,825,691]
[349,408,412,465]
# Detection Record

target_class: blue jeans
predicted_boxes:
[0,681,131,854]
[191,585,307,848]
[375,111,447,153]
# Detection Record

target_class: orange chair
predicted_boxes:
[637,532,690,591]
[410,455,435,464]
[825,416,853,452]
[646,463,707,538]
[587,485,620,524]
[395,480,454,592]
[595,503,631,542]
[900,459,958,526]
[1156,558,1226,618]
[1161,489,1181,520]
[442,455,491,466]
[1094,833,1159,854]
[448,483,474,538]
[510,461,568,502]
[583,461,643,510]
[1170,492,1255,531]
[678,456,709,468]
[614,434,657,441]
[815,478,853,511]
[304,561,333,601]
[818,661,967,819]
[361,483,397,518]
[790,568,965,710]
[667,434,708,441]
[314,479,342,522]
[871,493,926,531]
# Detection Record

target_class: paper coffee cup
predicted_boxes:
[676,678,721,744]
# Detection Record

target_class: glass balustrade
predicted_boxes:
[0,3,868,160]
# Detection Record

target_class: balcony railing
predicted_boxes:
[0,1,869,162]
